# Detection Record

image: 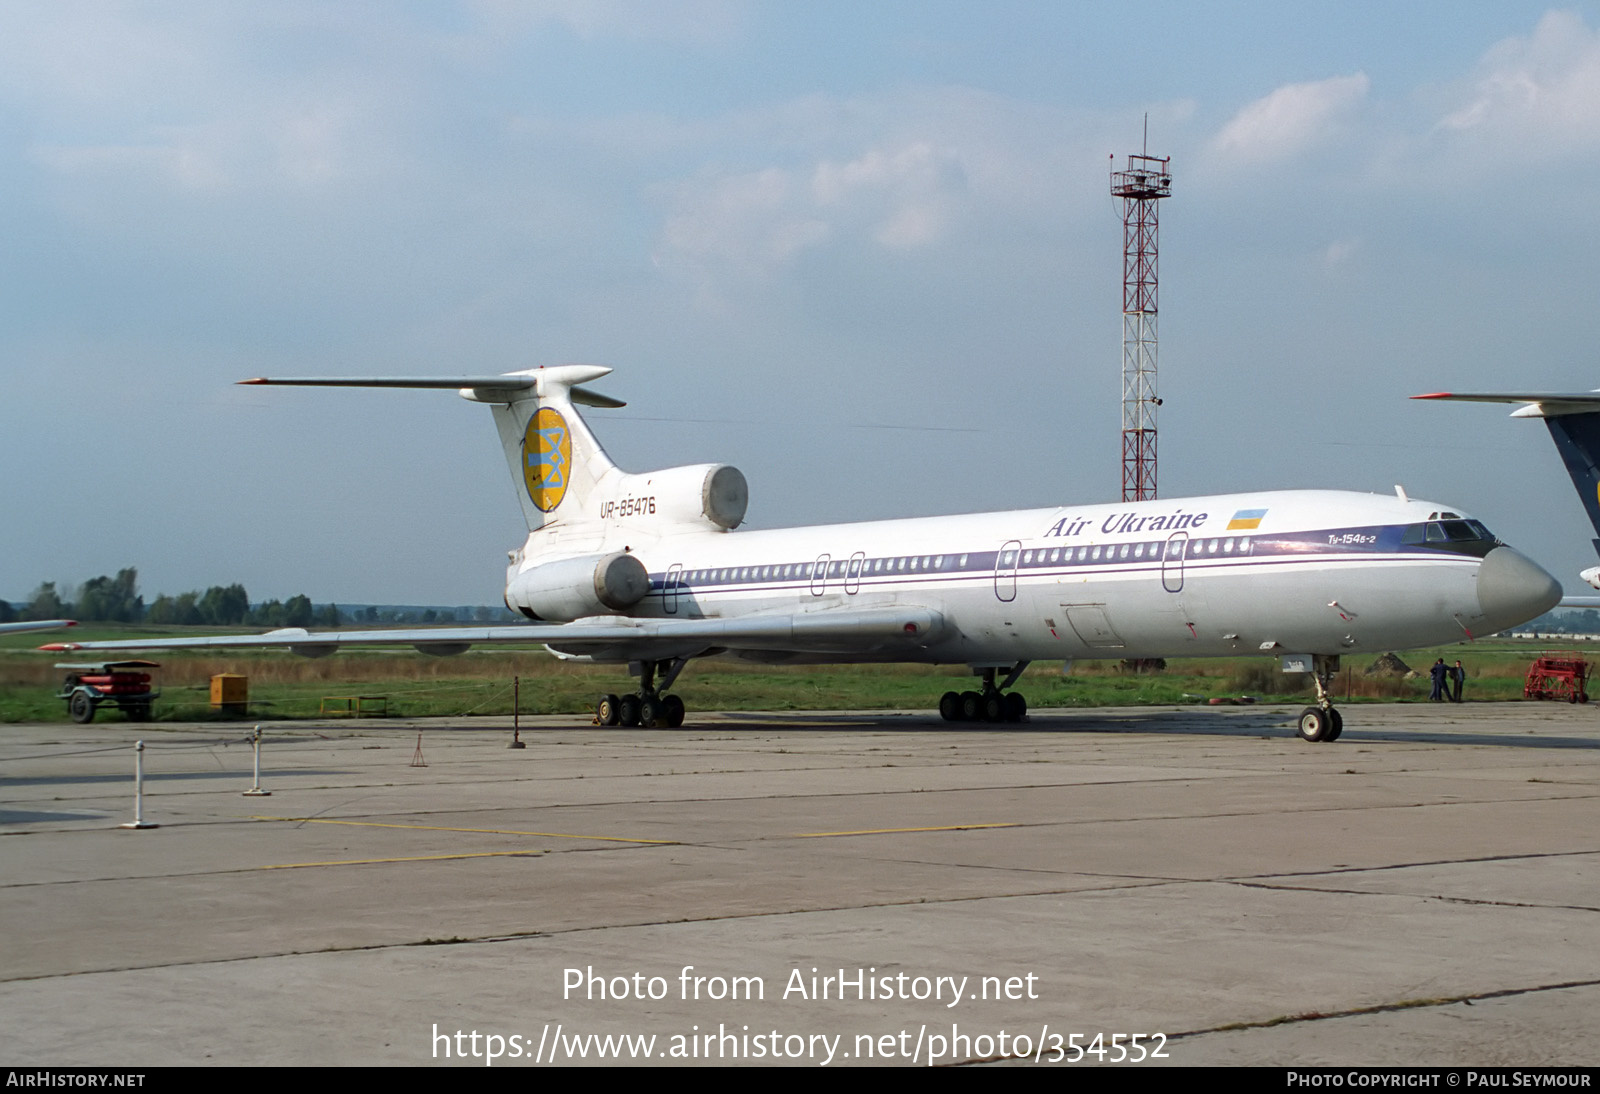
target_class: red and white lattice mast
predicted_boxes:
[1111,138,1172,501]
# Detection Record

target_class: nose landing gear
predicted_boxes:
[1296,655,1343,742]
[1296,705,1343,742]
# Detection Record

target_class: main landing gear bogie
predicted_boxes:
[940,688,1027,723]
[595,658,689,728]
[940,664,1030,724]
[596,692,685,728]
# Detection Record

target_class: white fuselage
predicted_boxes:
[508,488,1536,664]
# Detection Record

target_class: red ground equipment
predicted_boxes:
[1523,652,1589,704]
[55,660,161,723]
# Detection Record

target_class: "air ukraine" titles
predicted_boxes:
[1042,508,1211,539]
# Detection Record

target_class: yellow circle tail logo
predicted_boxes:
[523,407,572,512]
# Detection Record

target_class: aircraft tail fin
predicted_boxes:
[238,365,625,531]
[475,366,623,530]
[1414,389,1600,561]
[1543,412,1600,562]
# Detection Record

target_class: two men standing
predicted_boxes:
[1430,658,1467,702]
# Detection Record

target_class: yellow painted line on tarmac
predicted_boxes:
[793,822,1018,838]
[261,848,548,870]
[250,816,679,845]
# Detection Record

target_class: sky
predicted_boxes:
[5,1,1600,607]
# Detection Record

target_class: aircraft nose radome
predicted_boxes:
[1477,547,1562,631]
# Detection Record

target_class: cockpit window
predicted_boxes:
[1402,519,1498,554]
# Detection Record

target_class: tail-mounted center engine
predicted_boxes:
[679,463,748,530]
[598,463,748,531]
[506,551,650,622]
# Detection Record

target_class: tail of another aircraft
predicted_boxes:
[1541,412,1600,562]
[1415,388,1600,566]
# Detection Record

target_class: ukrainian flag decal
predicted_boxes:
[1228,508,1267,530]
[523,407,572,512]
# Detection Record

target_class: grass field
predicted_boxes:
[2,624,1589,723]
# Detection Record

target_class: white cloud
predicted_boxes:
[1322,238,1359,266]
[657,140,970,290]
[464,0,744,47]
[659,167,829,273]
[31,139,230,192]
[1210,73,1370,166]
[811,142,966,249]
[31,97,383,195]
[0,3,213,118]
[1436,9,1600,154]
[0,6,414,198]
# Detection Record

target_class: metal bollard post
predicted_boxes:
[120,740,159,830]
[508,675,525,748]
[243,725,271,796]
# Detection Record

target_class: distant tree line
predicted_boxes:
[346,605,508,624]
[1,567,518,628]
[2,568,340,628]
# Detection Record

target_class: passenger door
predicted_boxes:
[664,563,683,614]
[994,540,1021,602]
[811,553,831,597]
[1161,533,1187,593]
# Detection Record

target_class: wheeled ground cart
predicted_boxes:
[55,660,162,723]
[1524,653,1589,704]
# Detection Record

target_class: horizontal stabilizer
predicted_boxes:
[238,367,626,408]
[239,376,537,388]
[238,366,630,530]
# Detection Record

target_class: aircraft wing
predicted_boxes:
[0,620,75,636]
[39,608,946,661]
[1412,391,1600,416]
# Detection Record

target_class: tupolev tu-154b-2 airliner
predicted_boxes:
[47,365,1562,742]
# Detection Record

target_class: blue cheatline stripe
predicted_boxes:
[640,522,1484,594]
